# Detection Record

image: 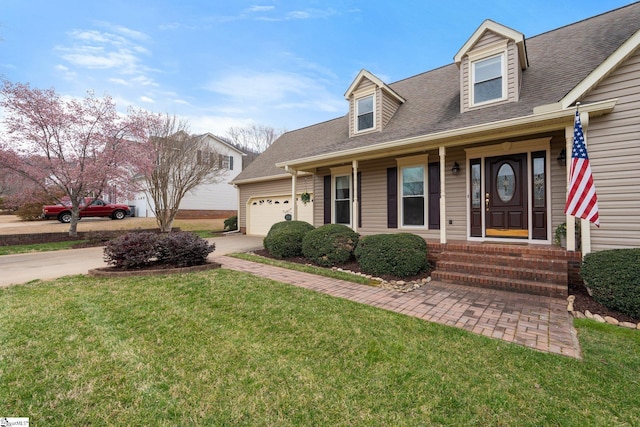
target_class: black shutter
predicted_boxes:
[357,171,362,228]
[323,175,331,224]
[387,167,397,228]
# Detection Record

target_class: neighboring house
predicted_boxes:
[131,133,245,219]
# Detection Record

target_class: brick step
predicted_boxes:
[436,253,568,273]
[440,242,572,259]
[431,271,567,298]
[435,260,568,285]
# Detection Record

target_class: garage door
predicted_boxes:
[247,194,313,236]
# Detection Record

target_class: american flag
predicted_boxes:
[564,109,600,227]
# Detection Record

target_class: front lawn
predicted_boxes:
[1,270,639,426]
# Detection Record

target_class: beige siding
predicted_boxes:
[238,177,291,228]
[381,92,401,129]
[444,148,468,240]
[471,30,503,50]
[550,134,569,236]
[582,48,640,251]
[460,56,470,113]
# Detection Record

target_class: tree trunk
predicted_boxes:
[68,206,80,237]
[157,209,175,233]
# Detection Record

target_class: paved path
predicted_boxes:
[219,256,581,359]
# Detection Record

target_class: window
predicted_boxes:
[401,165,425,227]
[334,175,351,225]
[472,54,503,104]
[219,154,232,170]
[356,95,374,132]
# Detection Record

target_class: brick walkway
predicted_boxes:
[218,256,581,358]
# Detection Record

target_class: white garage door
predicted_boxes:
[247,194,314,236]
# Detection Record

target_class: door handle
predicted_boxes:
[485,192,490,212]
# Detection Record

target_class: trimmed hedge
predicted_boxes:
[302,224,359,267]
[581,248,640,319]
[263,221,315,259]
[355,233,428,278]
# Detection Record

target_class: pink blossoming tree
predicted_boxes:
[0,79,160,236]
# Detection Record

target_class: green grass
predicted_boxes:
[0,230,220,255]
[1,270,639,426]
[231,251,377,285]
[0,240,85,255]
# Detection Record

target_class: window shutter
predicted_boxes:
[357,172,362,228]
[229,156,234,170]
[387,167,397,228]
[323,175,331,224]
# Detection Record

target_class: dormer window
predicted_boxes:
[356,95,374,132]
[473,54,504,104]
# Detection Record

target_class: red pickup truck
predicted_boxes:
[42,198,131,223]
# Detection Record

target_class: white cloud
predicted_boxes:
[205,71,343,114]
[245,5,275,13]
[188,115,254,136]
[140,96,154,103]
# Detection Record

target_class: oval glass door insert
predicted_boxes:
[497,163,515,202]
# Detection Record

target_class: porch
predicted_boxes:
[426,240,582,298]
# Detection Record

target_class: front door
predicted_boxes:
[485,154,528,238]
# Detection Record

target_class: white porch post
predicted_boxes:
[580,111,592,255]
[352,160,359,233]
[439,146,447,244]
[290,168,298,221]
[564,125,576,251]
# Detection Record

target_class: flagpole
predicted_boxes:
[566,106,577,251]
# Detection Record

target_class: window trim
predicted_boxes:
[467,40,509,108]
[396,154,429,229]
[332,173,352,226]
[354,94,375,133]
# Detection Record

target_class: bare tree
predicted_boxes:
[144,114,225,232]
[226,123,284,154]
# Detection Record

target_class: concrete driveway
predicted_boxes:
[0,234,264,287]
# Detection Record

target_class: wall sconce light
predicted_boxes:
[557,148,566,166]
[451,161,460,175]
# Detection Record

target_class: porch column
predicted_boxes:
[564,125,576,251]
[439,146,447,244]
[352,160,359,233]
[579,111,592,256]
[290,168,298,221]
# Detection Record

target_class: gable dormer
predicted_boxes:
[454,20,528,113]
[345,69,405,137]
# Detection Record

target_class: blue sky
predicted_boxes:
[1,1,636,137]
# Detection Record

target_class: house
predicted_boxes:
[130,133,245,219]
[231,4,640,295]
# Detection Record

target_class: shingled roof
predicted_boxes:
[233,3,640,183]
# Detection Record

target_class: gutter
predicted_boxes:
[275,99,617,170]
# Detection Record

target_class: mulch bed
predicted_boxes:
[254,249,639,324]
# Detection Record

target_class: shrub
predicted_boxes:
[103,232,159,269]
[263,220,315,258]
[15,201,48,221]
[224,215,237,231]
[355,233,428,278]
[156,232,215,267]
[581,249,640,319]
[302,224,359,267]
